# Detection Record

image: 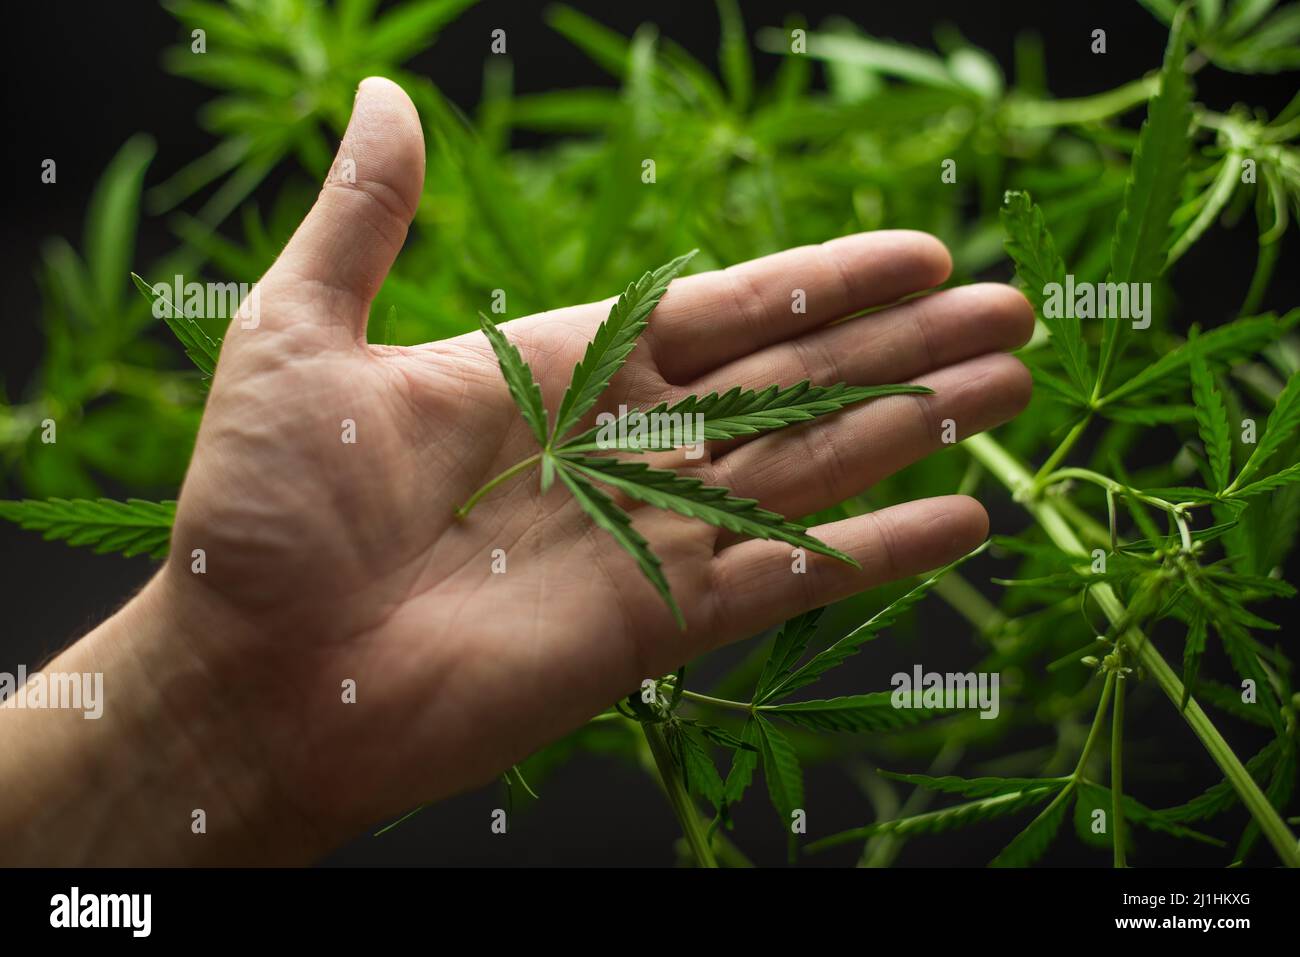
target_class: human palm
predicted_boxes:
[163,78,1033,842]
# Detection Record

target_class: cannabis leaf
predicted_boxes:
[554,464,681,626]
[753,714,803,825]
[878,772,1073,799]
[1188,332,1232,491]
[989,789,1071,866]
[760,692,938,732]
[1001,190,1091,398]
[1228,368,1300,493]
[757,542,988,703]
[808,785,1064,852]
[560,381,931,451]
[752,610,822,703]
[549,250,698,442]
[1100,310,1299,406]
[1097,7,1192,393]
[558,455,855,564]
[460,252,931,627]
[666,722,727,810]
[476,310,549,446]
[1180,608,1208,709]
[0,498,175,558]
[131,272,222,382]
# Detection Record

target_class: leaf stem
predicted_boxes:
[642,723,718,868]
[964,432,1300,867]
[1073,671,1116,778]
[1112,672,1127,868]
[1032,415,1092,488]
[679,689,753,712]
[454,452,543,519]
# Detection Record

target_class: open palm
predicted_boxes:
[166,78,1033,847]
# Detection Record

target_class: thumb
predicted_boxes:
[258,76,425,342]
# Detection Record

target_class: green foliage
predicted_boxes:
[6,0,1300,867]
[462,252,923,625]
[0,498,174,558]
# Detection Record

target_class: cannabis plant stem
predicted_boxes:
[1112,673,1127,868]
[642,723,718,868]
[1032,415,1091,487]
[679,689,752,712]
[964,432,1300,867]
[454,453,542,519]
[1074,671,1116,777]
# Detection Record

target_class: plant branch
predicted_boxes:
[965,432,1300,867]
[642,723,718,868]
[679,689,753,712]
[1112,672,1127,868]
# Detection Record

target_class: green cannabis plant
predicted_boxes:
[4,0,1300,866]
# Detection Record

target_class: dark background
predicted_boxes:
[2,1,1296,866]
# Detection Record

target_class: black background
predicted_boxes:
[2,1,1296,866]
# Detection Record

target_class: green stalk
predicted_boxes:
[1032,415,1092,487]
[679,689,753,712]
[1074,671,1116,777]
[454,452,542,519]
[642,723,718,868]
[965,432,1300,867]
[1112,673,1127,868]
[1003,75,1158,128]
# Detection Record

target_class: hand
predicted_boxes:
[0,78,1032,864]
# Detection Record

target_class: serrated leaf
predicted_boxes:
[759,543,987,703]
[1101,311,1298,405]
[752,609,822,703]
[669,723,726,810]
[1098,9,1192,393]
[1231,368,1300,492]
[878,772,1072,799]
[549,251,697,443]
[560,381,931,451]
[1001,190,1091,397]
[754,714,803,825]
[1186,577,1285,734]
[131,272,221,381]
[808,788,1059,852]
[1235,742,1296,862]
[0,498,175,559]
[1189,335,1233,490]
[553,463,683,628]
[1229,461,1300,499]
[1075,780,1225,852]
[760,691,940,733]
[1159,739,1280,822]
[558,454,858,565]
[476,311,549,447]
[722,718,761,807]
[1181,608,1208,709]
[683,719,756,752]
[989,789,1071,866]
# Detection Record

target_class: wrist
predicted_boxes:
[0,568,328,864]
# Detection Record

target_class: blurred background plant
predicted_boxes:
[2,0,1298,866]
